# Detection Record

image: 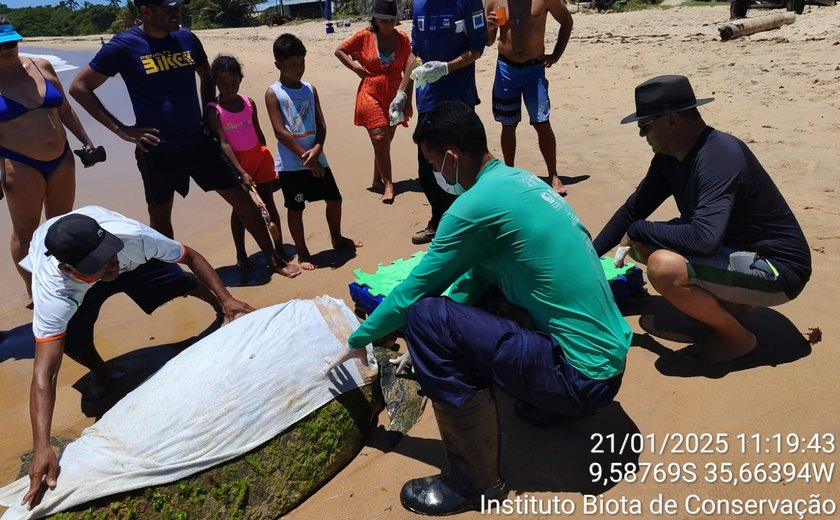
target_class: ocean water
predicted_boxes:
[0,46,146,296]
[19,50,78,72]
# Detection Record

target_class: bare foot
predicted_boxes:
[369,181,385,194]
[681,329,757,364]
[274,261,302,278]
[298,256,317,270]
[381,186,395,204]
[550,176,568,197]
[333,236,363,249]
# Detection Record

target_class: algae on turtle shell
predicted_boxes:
[40,384,382,520]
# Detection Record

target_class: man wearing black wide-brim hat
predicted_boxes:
[593,75,811,364]
[19,205,254,509]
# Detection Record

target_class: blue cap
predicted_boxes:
[0,24,23,44]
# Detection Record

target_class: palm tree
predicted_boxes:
[108,0,121,7]
[200,0,258,26]
[114,0,140,29]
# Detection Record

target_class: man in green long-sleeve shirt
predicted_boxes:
[326,101,632,516]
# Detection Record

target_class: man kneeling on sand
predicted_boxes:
[326,102,631,515]
[20,205,254,508]
[593,75,812,363]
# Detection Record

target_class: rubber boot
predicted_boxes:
[400,389,508,515]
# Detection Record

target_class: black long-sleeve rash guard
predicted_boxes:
[593,127,811,298]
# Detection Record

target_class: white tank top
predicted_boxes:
[268,80,329,171]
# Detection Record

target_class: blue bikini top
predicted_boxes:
[0,59,64,122]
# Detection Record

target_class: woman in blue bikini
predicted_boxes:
[0,17,98,299]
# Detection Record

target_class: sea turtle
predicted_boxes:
[4,298,426,520]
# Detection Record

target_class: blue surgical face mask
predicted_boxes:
[433,153,466,196]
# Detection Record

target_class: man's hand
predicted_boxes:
[323,344,369,374]
[410,61,449,90]
[388,90,408,126]
[116,125,160,152]
[220,297,255,322]
[310,163,325,178]
[23,447,58,510]
[540,53,561,68]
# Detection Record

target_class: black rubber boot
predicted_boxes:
[400,389,508,515]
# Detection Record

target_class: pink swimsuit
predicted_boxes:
[209,95,276,184]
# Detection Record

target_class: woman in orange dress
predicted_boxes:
[335,0,414,204]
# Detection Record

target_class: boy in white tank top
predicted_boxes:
[265,34,362,270]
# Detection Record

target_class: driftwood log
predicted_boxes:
[719,12,796,41]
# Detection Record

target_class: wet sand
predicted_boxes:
[2,5,839,517]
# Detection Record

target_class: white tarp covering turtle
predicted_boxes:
[0,296,414,519]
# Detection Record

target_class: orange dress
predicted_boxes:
[338,28,412,129]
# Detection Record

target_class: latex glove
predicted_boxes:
[324,343,369,374]
[389,351,412,375]
[410,61,449,90]
[613,245,631,268]
[388,90,408,126]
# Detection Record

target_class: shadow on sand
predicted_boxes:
[366,178,424,197]
[73,317,222,420]
[0,323,36,362]
[619,295,812,378]
[539,174,591,188]
[366,392,640,495]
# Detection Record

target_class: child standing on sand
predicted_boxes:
[265,34,362,270]
[206,55,299,276]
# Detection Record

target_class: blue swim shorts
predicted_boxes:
[492,55,551,126]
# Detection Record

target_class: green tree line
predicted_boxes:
[0,0,263,37]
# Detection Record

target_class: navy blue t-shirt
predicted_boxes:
[412,0,488,113]
[90,26,207,151]
[593,127,811,298]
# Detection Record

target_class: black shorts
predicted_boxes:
[64,259,198,358]
[279,167,342,211]
[135,135,240,205]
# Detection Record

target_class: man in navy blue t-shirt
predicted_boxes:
[390,0,488,245]
[594,75,811,364]
[69,0,300,278]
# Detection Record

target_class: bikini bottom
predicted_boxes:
[0,141,71,178]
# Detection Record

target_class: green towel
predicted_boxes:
[354,252,634,298]
[599,257,637,281]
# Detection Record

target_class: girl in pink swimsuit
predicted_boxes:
[206,55,295,273]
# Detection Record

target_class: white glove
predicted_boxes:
[410,61,449,90]
[388,90,408,126]
[323,343,370,374]
[389,351,413,375]
[613,245,631,268]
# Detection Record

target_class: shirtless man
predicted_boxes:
[485,0,573,195]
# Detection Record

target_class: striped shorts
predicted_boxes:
[685,248,791,307]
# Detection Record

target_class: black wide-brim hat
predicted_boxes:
[620,75,714,124]
[372,0,398,19]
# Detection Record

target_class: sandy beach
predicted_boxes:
[2,4,839,518]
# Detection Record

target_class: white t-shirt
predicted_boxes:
[19,206,187,343]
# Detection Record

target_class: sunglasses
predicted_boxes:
[0,40,18,50]
[637,115,663,135]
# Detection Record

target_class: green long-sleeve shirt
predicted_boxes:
[348,159,632,380]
